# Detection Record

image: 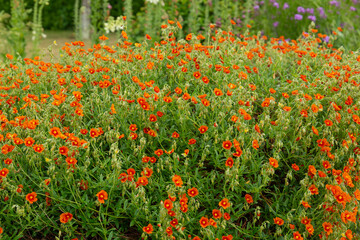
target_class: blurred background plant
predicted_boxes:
[32,0,49,56]
[0,0,31,59]
[0,0,359,58]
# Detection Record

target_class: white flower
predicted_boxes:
[147,0,160,4]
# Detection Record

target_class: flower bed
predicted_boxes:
[0,21,359,239]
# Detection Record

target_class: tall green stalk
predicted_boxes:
[188,0,199,33]
[146,2,154,38]
[124,0,132,33]
[91,0,105,43]
[74,0,81,40]
[32,0,48,57]
[213,0,220,25]
[204,0,210,28]
[9,0,28,58]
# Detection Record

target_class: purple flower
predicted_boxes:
[283,3,289,9]
[254,5,260,10]
[273,2,279,8]
[260,1,264,5]
[350,6,356,11]
[294,14,303,20]
[306,8,314,14]
[273,21,279,27]
[308,15,316,21]
[330,1,340,7]
[317,7,327,18]
[323,36,329,43]
[107,4,112,9]
[297,7,306,13]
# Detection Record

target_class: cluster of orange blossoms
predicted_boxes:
[0,19,359,239]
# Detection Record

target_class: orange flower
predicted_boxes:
[143,223,153,234]
[311,126,319,135]
[176,21,182,29]
[324,119,333,126]
[136,176,148,187]
[283,106,291,112]
[341,210,356,224]
[225,157,234,168]
[188,138,196,145]
[0,168,9,178]
[80,129,88,135]
[49,127,62,138]
[311,104,319,113]
[301,216,311,225]
[172,132,179,138]
[322,222,333,235]
[219,198,231,209]
[224,212,230,220]
[222,140,232,150]
[252,139,259,150]
[24,137,35,147]
[60,212,73,223]
[33,144,44,153]
[164,199,173,210]
[6,53,13,59]
[212,209,222,219]
[96,190,108,204]
[154,149,164,157]
[354,189,360,200]
[292,163,299,171]
[187,187,199,197]
[99,35,108,41]
[293,231,303,240]
[254,124,261,134]
[245,194,253,204]
[269,157,278,168]
[346,230,353,240]
[273,217,284,226]
[66,157,77,167]
[193,71,201,79]
[209,218,217,228]
[129,124,138,132]
[198,125,208,134]
[199,217,209,228]
[222,235,233,240]
[89,128,99,138]
[301,201,311,208]
[26,192,38,204]
[214,88,223,96]
[309,184,319,195]
[172,175,183,187]
[202,76,209,84]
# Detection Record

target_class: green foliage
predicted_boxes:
[0,0,31,59]
[74,0,81,40]
[91,0,108,44]
[0,22,359,239]
[31,0,49,57]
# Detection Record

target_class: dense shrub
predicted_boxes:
[0,21,359,239]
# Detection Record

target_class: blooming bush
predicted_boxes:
[250,0,360,50]
[0,20,359,240]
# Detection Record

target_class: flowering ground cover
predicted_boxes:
[0,21,359,240]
